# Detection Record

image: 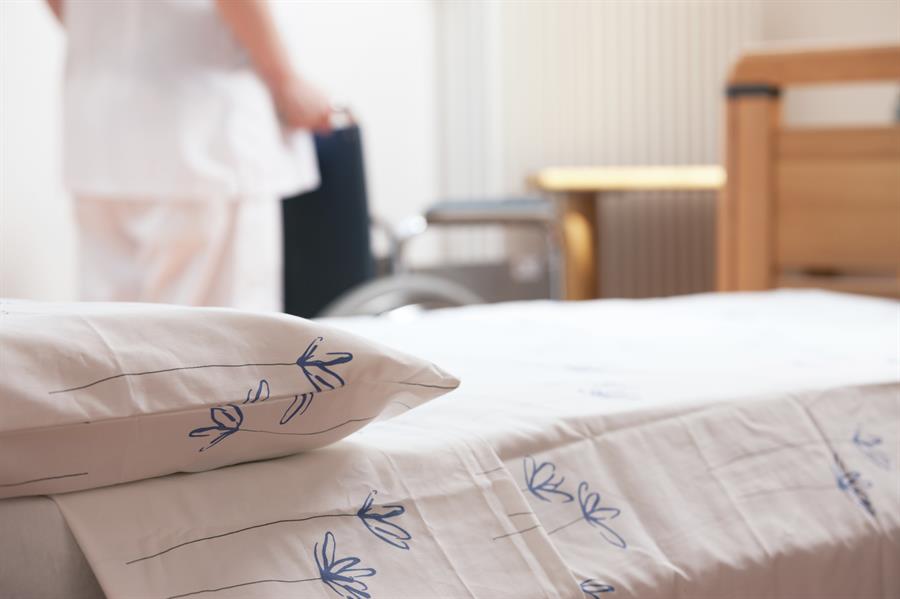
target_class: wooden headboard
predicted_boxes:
[717,45,900,298]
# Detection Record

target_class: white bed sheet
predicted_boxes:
[8,290,900,598]
[0,495,103,599]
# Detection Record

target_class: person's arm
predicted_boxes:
[214,0,331,132]
[45,0,63,23]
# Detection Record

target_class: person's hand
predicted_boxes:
[271,75,332,133]
[211,0,331,132]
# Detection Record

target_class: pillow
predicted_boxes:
[0,300,458,498]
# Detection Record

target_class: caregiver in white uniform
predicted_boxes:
[49,0,328,310]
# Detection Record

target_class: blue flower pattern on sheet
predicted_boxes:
[244,379,270,403]
[833,468,875,516]
[185,338,354,451]
[280,392,315,425]
[242,377,315,426]
[49,336,355,395]
[188,405,244,452]
[241,378,311,425]
[575,481,627,548]
[187,398,376,452]
[164,531,376,599]
[357,490,412,550]
[495,459,628,550]
[832,453,875,517]
[523,456,574,503]
[853,426,890,470]
[834,468,871,493]
[316,531,377,599]
[298,337,353,392]
[125,488,411,565]
[581,578,615,596]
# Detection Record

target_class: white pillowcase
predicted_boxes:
[0,300,458,498]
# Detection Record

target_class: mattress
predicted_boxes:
[2,290,898,598]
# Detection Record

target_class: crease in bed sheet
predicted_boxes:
[447,424,582,597]
[681,411,776,579]
[491,383,899,599]
[54,423,583,599]
[362,433,487,598]
[46,291,900,598]
[52,383,899,599]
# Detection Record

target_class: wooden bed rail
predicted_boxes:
[729,44,900,87]
[718,44,900,297]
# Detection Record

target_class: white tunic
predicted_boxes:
[62,0,318,200]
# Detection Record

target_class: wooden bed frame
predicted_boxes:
[718,44,900,298]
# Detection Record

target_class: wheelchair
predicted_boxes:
[319,198,559,317]
[282,111,560,318]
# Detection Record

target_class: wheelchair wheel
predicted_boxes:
[319,273,484,317]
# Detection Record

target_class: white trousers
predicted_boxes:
[75,197,282,311]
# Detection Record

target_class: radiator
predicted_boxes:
[598,190,717,298]
[434,0,760,298]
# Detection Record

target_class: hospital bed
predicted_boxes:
[718,44,900,297]
[1,44,898,599]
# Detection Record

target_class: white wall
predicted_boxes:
[0,0,437,300]
[271,0,437,225]
[0,0,72,300]
[761,0,900,42]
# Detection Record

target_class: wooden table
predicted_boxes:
[531,165,726,300]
